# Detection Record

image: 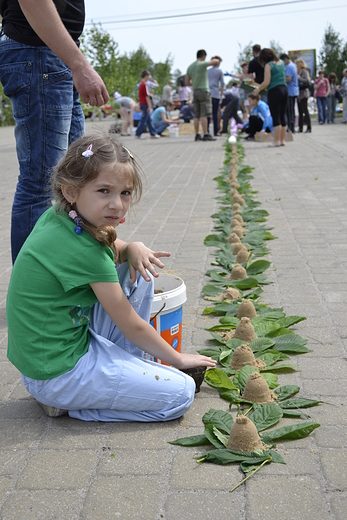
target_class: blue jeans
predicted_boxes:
[316,96,328,123]
[152,119,169,134]
[0,34,85,263]
[327,94,336,123]
[136,104,156,136]
[211,97,220,135]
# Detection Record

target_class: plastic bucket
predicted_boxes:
[169,125,179,138]
[150,274,187,364]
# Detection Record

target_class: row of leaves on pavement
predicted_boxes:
[170,138,322,491]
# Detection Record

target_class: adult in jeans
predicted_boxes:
[207,55,224,136]
[135,70,159,139]
[255,48,288,147]
[296,59,311,133]
[280,54,299,133]
[186,50,219,141]
[327,72,337,124]
[0,0,109,264]
[340,69,347,124]
[151,102,180,135]
[314,70,330,124]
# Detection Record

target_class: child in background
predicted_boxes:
[6,134,216,422]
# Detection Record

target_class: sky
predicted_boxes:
[84,0,347,76]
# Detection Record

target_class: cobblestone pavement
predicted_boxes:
[0,119,346,519]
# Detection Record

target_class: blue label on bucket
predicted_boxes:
[172,338,179,349]
[160,307,182,331]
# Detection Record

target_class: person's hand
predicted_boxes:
[125,242,171,284]
[147,107,151,115]
[72,63,109,106]
[173,353,217,370]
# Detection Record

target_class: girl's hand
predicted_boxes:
[125,242,171,284]
[173,354,217,370]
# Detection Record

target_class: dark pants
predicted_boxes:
[244,116,271,137]
[286,96,296,132]
[298,97,311,131]
[211,97,220,135]
[222,99,243,133]
[267,85,288,127]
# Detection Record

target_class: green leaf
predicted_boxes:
[213,426,229,447]
[204,368,239,390]
[219,316,240,328]
[169,434,211,447]
[218,389,242,403]
[202,408,233,434]
[200,449,270,465]
[246,260,271,275]
[275,315,306,328]
[233,365,258,392]
[273,385,301,400]
[204,424,225,449]
[249,338,275,352]
[249,403,283,432]
[204,234,226,247]
[209,270,229,283]
[261,371,279,389]
[279,398,323,409]
[261,422,320,443]
[272,334,311,354]
[282,410,309,419]
[202,284,224,297]
[262,363,297,372]
[267,449,286,464]
[219,349,234,368]
[198,346,225,358]
[231,277,259,290]
[267,327,294,338]
[208,332,227,345]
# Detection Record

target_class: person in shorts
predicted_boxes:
[186,50,219,141]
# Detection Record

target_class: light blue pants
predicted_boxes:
[22,264,195,422]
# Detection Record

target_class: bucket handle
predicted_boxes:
[150,302,166,322]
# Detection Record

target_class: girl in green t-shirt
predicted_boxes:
[6,134,216,422]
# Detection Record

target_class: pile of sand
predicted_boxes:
[226,415,267,451]
[230,264,247,280]
[234,317,257,342]
[237,300,257,319]
[231,345,266,370]
[242,372,277,403]
[227,233,241,245]
[236,248,250,263]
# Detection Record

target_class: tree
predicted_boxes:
[234,41,253,73]
[269,40,285,58]
[152,55,174,92]
[80,23,119,95]
[319,24,344,80]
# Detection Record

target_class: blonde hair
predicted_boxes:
[296,58,306,69]
[51,133,144,259]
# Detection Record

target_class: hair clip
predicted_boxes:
[122,145,134,160]
[82,144,93,158]
[119,217,125,224]
[68,210,83,234]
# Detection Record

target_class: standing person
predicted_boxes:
[327,72,338,124]
[0,0,109,264]
[185,50,219,141]
[207,55,224,136]
[178,80,191,107]
[340,68,347,124]
[135,70,160,139]
[314,70,330,125]
[161,80,173,103]
[6,133,216,421]
[255,48,288,147]
[296,59,311,133]
[280,54,299,133]
[115,97,137,136]
[151,101,180,135]
[248,44,267,102]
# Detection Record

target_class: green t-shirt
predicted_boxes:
[268,61,286,91]
[6,206,119,380]
[187,60,210,92]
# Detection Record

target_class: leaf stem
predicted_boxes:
[230,458,271,493]
[244,405,253,416]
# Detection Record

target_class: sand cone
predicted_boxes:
[226,415,265,451]
[234,317,257,342]
[242,372,277,403]
[237,300,257,319]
